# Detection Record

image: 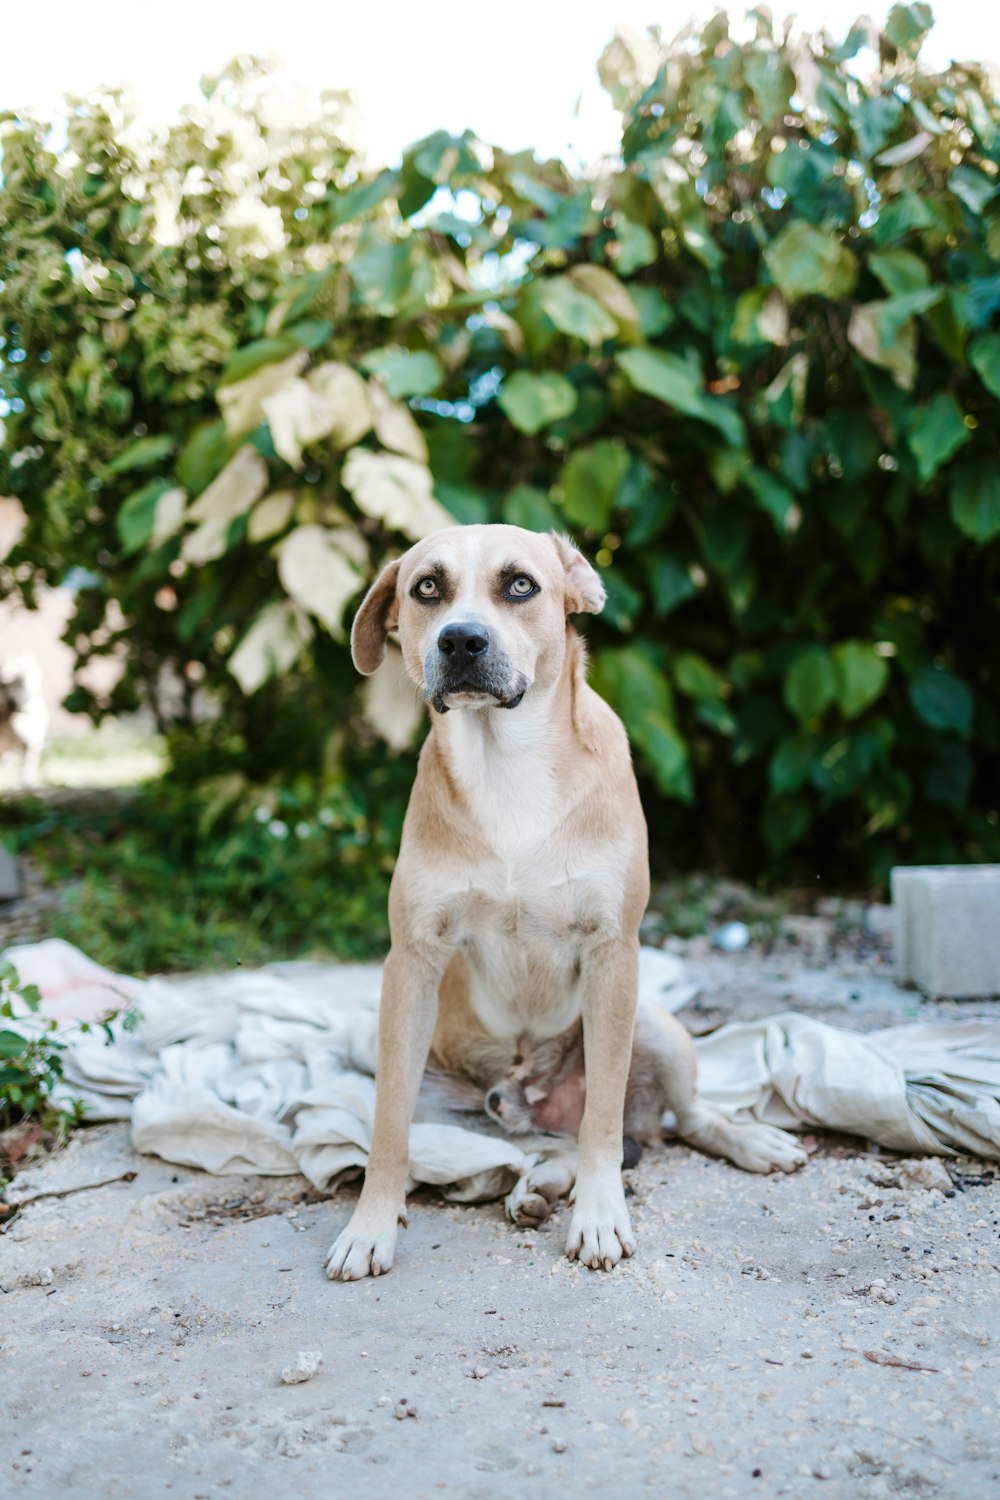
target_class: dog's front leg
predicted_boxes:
[325,946,442,1281]
[566,938,639,1271]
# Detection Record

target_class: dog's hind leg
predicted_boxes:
[634,1002,808,1175]
[506,1148,578,1228]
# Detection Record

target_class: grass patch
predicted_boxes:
[2,772,402,974]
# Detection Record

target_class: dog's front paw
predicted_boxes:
[565,1173,635,1271]
[324,1215,400,1281]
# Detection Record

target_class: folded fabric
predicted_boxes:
[3,940,999,1202]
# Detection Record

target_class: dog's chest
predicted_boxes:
[456,865,618,1041]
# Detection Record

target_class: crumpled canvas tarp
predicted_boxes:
[3,939,999,1200]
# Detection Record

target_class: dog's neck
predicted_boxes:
[428,630,586,853]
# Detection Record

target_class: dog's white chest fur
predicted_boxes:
[437,706,622,1043]
[446,701,559,859]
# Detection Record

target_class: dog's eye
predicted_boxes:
[414,577,439,599]
[506,575,536,598]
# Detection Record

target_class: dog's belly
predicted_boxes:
[457,877,613,1043]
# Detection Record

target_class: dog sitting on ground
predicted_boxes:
[326,526,805,1281]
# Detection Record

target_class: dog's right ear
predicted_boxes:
[350,559,401,675]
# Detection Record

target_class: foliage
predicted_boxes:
[0,957,88,1129]
[3,6,1000,887]
[3,769,406,972]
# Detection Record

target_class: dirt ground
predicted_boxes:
[2,916,999,1499]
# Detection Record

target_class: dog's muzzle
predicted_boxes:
[425,621,527,714]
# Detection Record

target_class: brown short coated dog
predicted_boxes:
[325,525,805,1281]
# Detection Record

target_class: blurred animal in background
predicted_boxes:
[0,656,48,786]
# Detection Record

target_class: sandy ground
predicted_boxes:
[2,919,999,1499]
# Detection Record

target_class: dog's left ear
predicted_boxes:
[551,533,606,615]
[351,559,401,675]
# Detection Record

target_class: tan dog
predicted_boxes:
[326,525,805,1281]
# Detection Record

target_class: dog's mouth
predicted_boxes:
[428,677,527,715]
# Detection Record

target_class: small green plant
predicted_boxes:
[0,957,139,1133]
[0,959,81,1130]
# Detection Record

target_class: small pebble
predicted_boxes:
[280,1350,323,1385]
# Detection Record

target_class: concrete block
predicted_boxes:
[0,846,21,900]
[0,843,23,901]
[891,865,1000,998]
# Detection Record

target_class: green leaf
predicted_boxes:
[105,434,176,475]
[433,483,490,524]
[784,647,837,723]
[647,555,698,618]
[673,652,725,702]
[283,319,333,351]
[769,732,816,794]
[559,441,628,531]
[908,666,974,738]
[327,169,400,226]
[854,93,904,159]
[502,485,562,532]
[360,348,444,399]
[949,166,997,216]
[616,349,745,447]
[177,421,230,498]
[949,465,1000,542]
[591,647,692,802]
[969,334,1000,399]
[116,479,173,557]
[831,642,890,719]
[497,372,578,435]
[218,339,297,387]
[906,393,969,485]
[868,250,929,296]
[746,469,797,530]
[628,287,675,338]
[0,1029,28,1058]
[764,222,857,302]
[538,278,618,345]
[611,215,657,276]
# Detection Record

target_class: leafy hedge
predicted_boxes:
[2,6,1000,886]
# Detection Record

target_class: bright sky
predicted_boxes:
[2,0,997,166]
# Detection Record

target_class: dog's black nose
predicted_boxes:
[486,1089,502,1112]
[438,622,490,658]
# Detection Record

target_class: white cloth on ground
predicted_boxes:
[3,940,1000,1202]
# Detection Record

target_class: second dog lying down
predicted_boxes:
[473,997,807,1225]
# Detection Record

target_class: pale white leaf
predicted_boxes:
[228,600,313,694]
[182,447,269,565]
[342,449,452,539]
[216,351,309,437]
[263,362,372,469]
[276,524,364,637]
[369,382,428,462]
[151,486,187,547]
[248,490,296,543]
[363,644,423,751]
[0,496,28,561]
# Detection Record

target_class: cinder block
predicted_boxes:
[0,843,22,901]
[891,865,1000,998]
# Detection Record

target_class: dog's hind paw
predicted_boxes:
[324,1218,399,1281]
[724,1121,809,1174]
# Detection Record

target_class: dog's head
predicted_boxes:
[350,525,605,713]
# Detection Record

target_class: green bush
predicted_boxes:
[2,5,1000,887]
